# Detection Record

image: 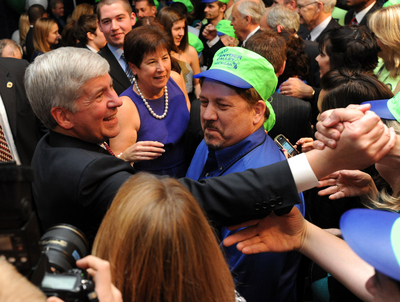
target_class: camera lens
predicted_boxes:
[40,224,89,272]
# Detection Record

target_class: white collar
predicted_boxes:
[354,1,376,23]
[242,26,260,47]
[310,16,331,41]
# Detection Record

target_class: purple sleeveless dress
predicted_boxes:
[120,78,190,177]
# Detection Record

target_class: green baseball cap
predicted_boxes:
[194,47,278,132]
[216,20,236,39]
[188,32,204,53]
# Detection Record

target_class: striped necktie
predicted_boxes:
[121,53,134,84]
[0,124,13,162]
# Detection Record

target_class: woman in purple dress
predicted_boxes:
[110,26,190,177]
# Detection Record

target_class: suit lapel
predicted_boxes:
[99,45,130,91]
[0,67,17,136]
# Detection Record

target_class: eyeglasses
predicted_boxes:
[297,1,318,9]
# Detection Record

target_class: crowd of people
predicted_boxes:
[1,0,400,301]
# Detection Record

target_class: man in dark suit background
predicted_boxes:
[344,0,381,27]
[0,58,44,165]
[230,0,265,47]
[25,4,47,62]
[296,0,341,42]
[97,0,136,95]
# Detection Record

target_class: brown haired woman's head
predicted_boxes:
[92,173,235,302]
[33,17,60,53]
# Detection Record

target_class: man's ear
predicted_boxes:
[220,4,227,13]
[289,0,297,10]
[131,12,136,26]
[245,15,251,25]
[151,6,156,16]
[277,60,286,76]
[253,100,266,125]
[51,107,74,130]
[87,31,95,42]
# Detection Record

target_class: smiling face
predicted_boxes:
[66,74,122,143]
[130,47,171,97]
[98,2,136,49]
[200,79,261,149]
[171,19,185,47]
[316,46,331,77]
[46,23,60,46]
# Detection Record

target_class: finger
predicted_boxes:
[226,219,260,231]
[321,108,367,127]
[346,104,371,112]
[137,147,165,153]
[319,171,340,181]
[369,126,396,162]
[317,178,338,187]
[241,242,271,254]
[137,141,164,147]
[223,226,259,246]
[318,186,340,196]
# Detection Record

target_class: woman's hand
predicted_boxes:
[317,170,378,200]
[119,141,165,163]
[280,78,314,99]
[296,137,314,153]
[223,207,307,254]
[76,256,122,302]
[48,256,123,302]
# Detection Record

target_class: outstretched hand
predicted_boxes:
[317,170,378,200]
[223,207,307,254]
[120,141,164,163]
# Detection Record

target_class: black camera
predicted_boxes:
[0,162,97,302]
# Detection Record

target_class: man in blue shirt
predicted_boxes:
[187,47,305,302]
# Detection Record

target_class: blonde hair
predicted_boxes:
[19,13,30,45]
[92,173,236,302]
[33,18,57,53]
[0,258,47,302]
[369,4,400,77]
[71,3,94,21]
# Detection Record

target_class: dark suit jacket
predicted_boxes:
[344,1,382,26]
[32,131,301,243]
[199,23,225,69]
[268,92,313,145]
[315,18,341,43]
[0,58,44,165]
[99,44,131,95]
[298,18,341,43]
[304,40,321,88]
[25,27,34,63]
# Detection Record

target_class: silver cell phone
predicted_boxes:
[274,134,299,158]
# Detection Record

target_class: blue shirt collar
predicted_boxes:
[208,127,267,172]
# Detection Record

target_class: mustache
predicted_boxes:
[203,121,221,132]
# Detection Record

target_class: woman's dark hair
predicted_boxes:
[124,25,172,68]
[276,28,309,87]
[157,7,188,53]
[74,14,98,45]
[60,20,77,47]
[130,19,181,73]
[320,68,394,112]
[319,25,379,73]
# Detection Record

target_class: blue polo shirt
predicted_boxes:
[186,126,305,302]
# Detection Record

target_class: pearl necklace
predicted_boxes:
[134,80,168,120]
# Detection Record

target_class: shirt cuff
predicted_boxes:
[206,36,220,47]
[288,153,319,193]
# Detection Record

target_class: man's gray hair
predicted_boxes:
[25,47,110,130]
[321,0,336,13]
[0,39,23,58]
[267,5,300,32]
[236,0,266,24]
